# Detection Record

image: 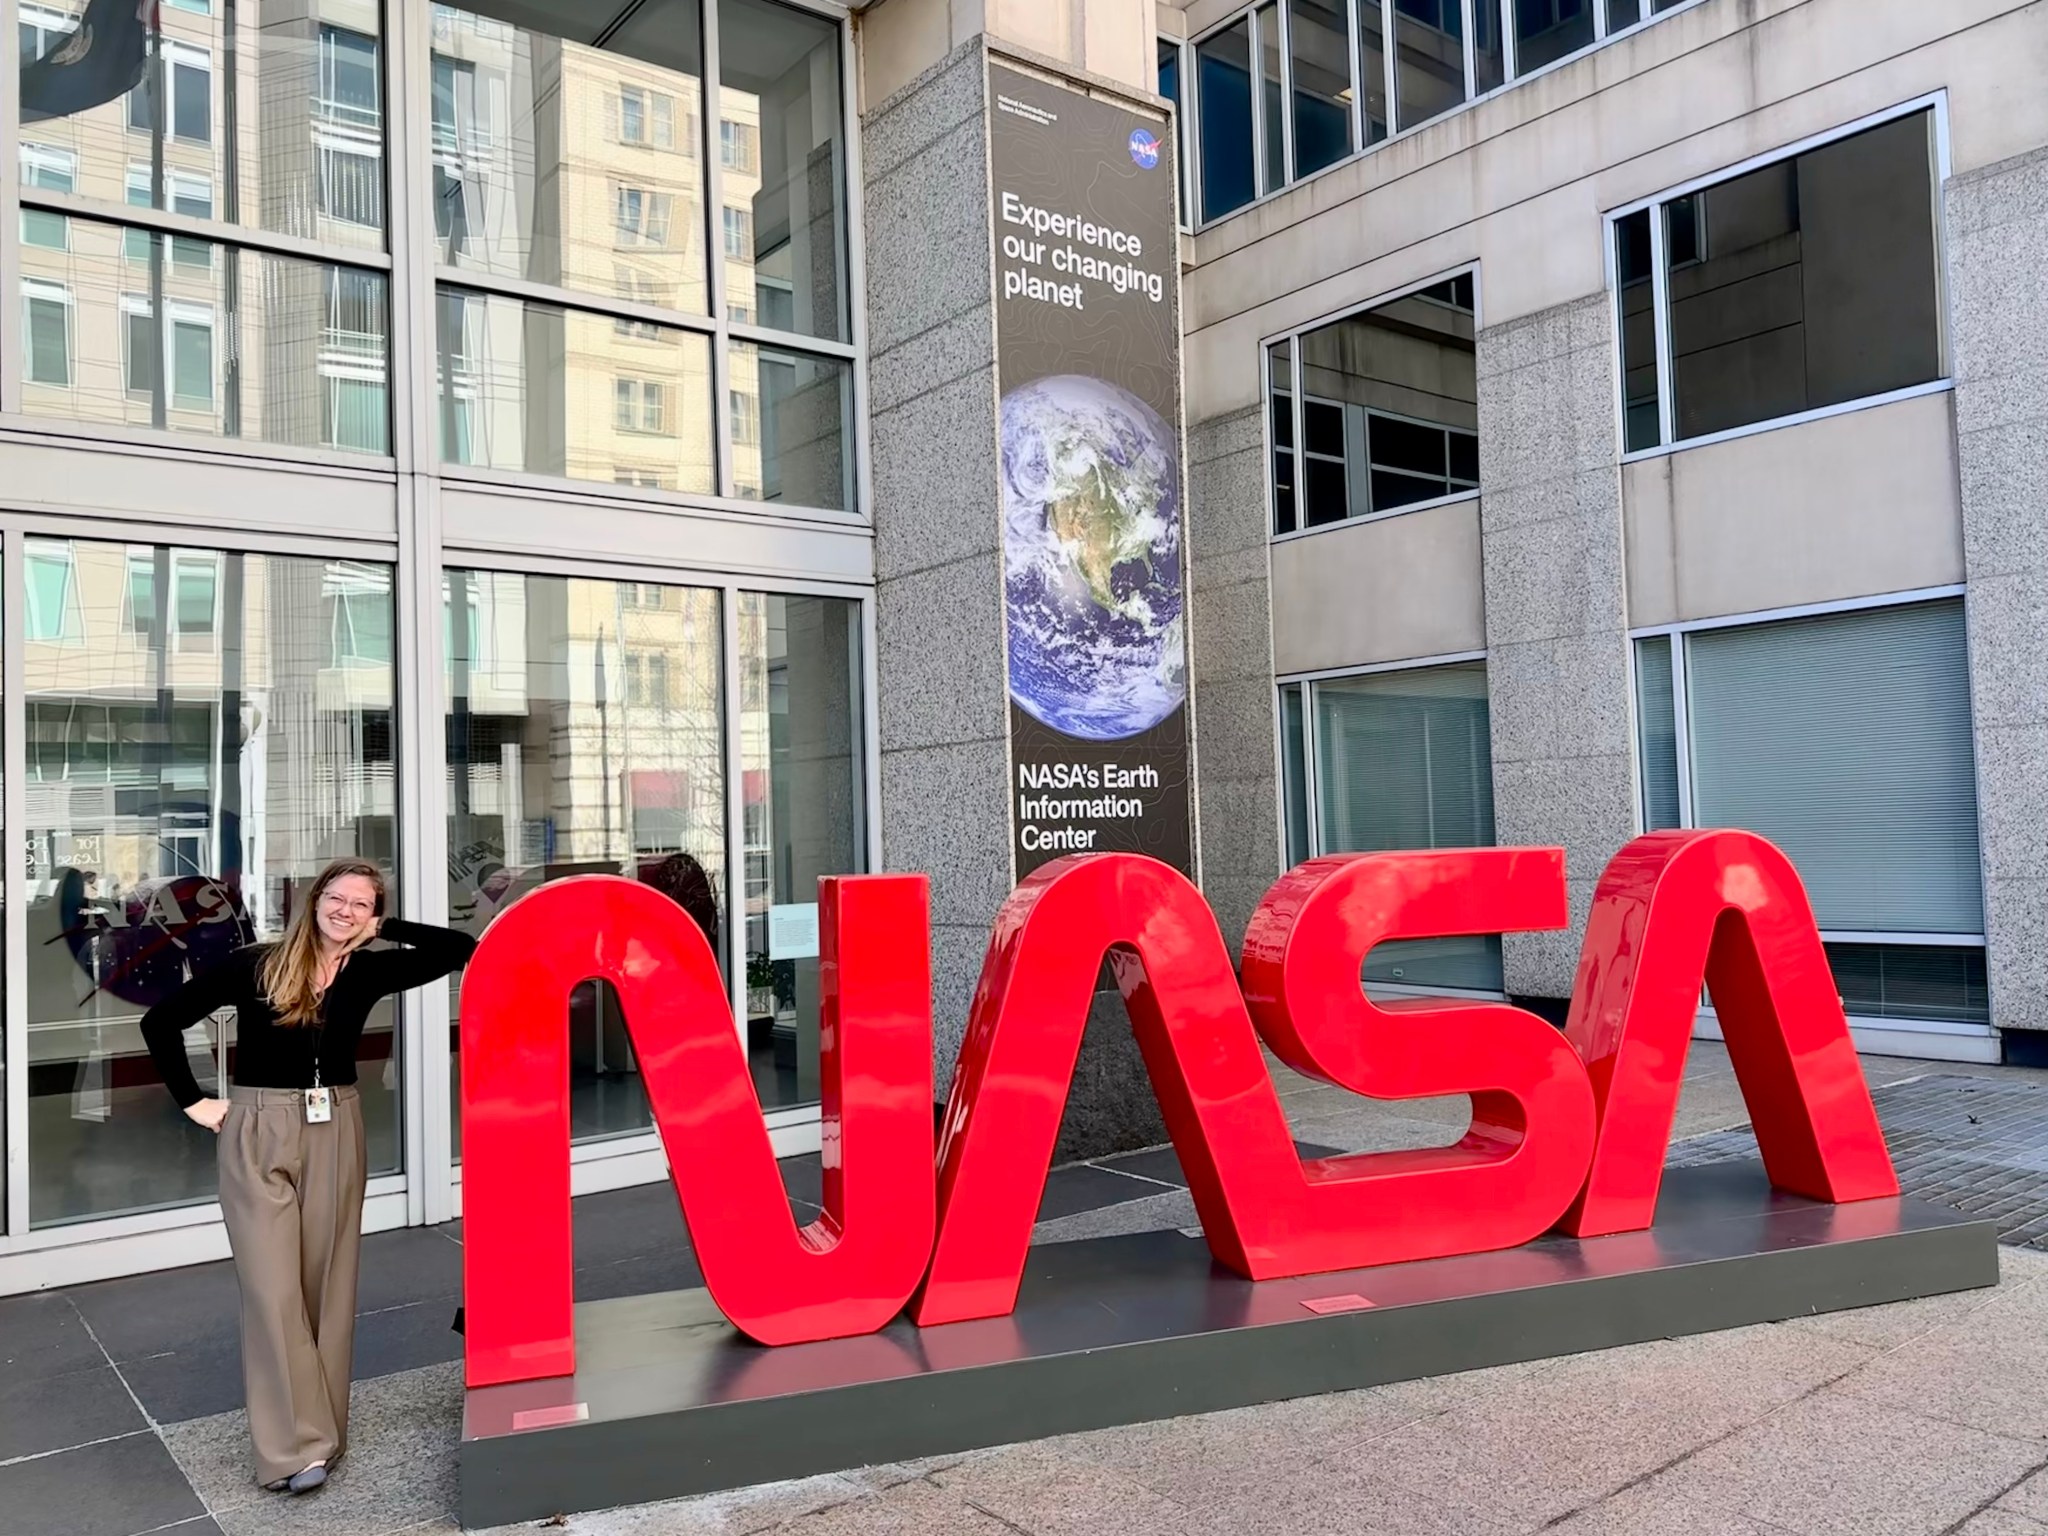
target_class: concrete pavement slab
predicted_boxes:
[928,1441,1197,1533]
[2001,1467,2048,1521]
[1830,1258,2048,1439]
[0,1361,147,1462]
[1650,1390,2046,1536]
[471,1473,872,1535]
[1044,1386,1440,1504]
[1325,1321,1877,1529]
[1960,1512,2048,1536]
[1160,1448,1522,1536]
[1543,1481,1782,1535]
[0,1430,208,1536]
[165,1360,461,1536]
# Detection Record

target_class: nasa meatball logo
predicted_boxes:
[1128,128,1160,169]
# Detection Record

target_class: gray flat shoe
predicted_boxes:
[262,1479,289,1493]
[287,1465,328,1496]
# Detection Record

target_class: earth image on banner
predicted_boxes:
[1000,374,1185,741]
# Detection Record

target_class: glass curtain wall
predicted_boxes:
[443,571,726,1149]
[5,0,869,1257]
[736,593,865,1110]
[1194,1,1697,222]
[430,0,852,507]
[23,539,397,1228]
[16,0,394,454]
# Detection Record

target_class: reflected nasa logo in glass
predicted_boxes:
[1128,128,1161,169]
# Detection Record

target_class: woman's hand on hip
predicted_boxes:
[184,1098,231,1134]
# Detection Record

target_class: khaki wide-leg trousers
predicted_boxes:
[219,1085,366,1486]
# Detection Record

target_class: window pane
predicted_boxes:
[1369,467,1449,512]
[1291,274,1479,527]
[1357,0,1390,145]
[1257,3,1285,193]
[22,208,69,249]
[1158,39,1190,219]
[171,318,214,407]
[1288,0,1353,178]
[1686,599,1982,935]
[1607,0,1690,27]
[25,543,398,1226]
[1281,681,1310,867]
[1615,207,1662,451]
[1370,414,1449,475]
[1633,634,1681,830]
[1304,399,1345,456]
[717,0,847,342]
[1825,942,1989,1027]
[1314,662,1503,991]
[1394,0,1468,134]
[21,219,388,453]
[1267,337,1295,534]
[1304,456,1349,525]
[431,1,708,316]
[1197,19,1256,221]
[1513,0,1595,75]
[1666,111,1942,442]
[1473,0,1507,92]
[445,572,726,1150]
[729,342,853,511]
[738,592,865,1110]
[435,287,715,493]
[19,7,384,252]
[23,288,71,386]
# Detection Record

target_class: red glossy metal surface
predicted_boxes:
[1241,849,1598,1267]
[1560,830,1899,1237]
[459,874,934,1385]
[913,849,1595,1327]
[913,854,1306,1326]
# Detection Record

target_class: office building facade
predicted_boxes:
[0,0,2041,1290]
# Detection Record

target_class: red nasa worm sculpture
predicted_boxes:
[459,831,1897,1388]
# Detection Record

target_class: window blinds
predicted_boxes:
[1313,661,1501,990]
[1684,599,1984,936]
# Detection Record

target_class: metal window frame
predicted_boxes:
[1273,649,1500,990]
[0,0,869,1273]
[1605,92,1953,456]
[1187,0,1715,232]
[1260,261,1481,542]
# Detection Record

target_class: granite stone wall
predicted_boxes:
[1949,145,2048,1044]
[1187,404,1282,952]
[1474,294,1638,1003]
[864,43,1170,1147]
[865,42,1008,1090]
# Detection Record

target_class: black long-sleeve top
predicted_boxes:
[140,920,476,1109]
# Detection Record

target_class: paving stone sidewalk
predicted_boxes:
[15,1044,2048,1536]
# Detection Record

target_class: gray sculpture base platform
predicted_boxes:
[460,1162,1998,1529]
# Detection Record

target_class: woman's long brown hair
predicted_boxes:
[258,858,387,1027]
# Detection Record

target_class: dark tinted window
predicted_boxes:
[1197,21,1256,220]
[1665,111,1942,442]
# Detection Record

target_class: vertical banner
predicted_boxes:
[989,64,1192,881]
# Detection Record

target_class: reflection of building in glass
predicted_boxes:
[22,539,398,1224]
[16,0,390,451]
[430,5,715,489]
[444,573,725,912]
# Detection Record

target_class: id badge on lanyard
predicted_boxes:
[305,1058,333,1124]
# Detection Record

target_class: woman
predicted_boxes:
[141,859,476,1497]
